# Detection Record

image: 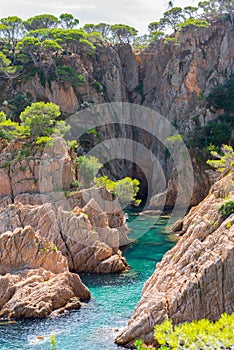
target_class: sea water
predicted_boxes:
[0,211,177,350]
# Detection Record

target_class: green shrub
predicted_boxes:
[226,221,232,229]
[0,128,12,141]
[135,313,234,349]
[0,111,28,140]
[20,102,61,137]
[91,81,102,92]
[134,339,153,349]
[219,201,234,219]
[154,313,234,349]
[56,65,86,86]
[207,145,234,172]
[35,136,54,147]
[53,120,71,137]
[71,180,82,189]
[67,140,78,149]
[190,122,231,150]
[207,76,234,115]
[94,176,141,207]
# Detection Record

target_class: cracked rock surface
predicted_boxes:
[0,226,90,319]
[116,171,234,347]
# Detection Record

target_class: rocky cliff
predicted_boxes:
[13,19,234,206]
[115,170,234,347]
[0,226,90,319]
[0,137,129,273]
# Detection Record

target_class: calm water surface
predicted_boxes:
[0,210,177,350]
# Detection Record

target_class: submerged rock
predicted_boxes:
[0,226,90,319]
[116,171,234,347]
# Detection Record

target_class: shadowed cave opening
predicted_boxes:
[99,158,149,205]
[76,123,170,205]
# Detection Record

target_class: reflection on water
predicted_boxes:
[0,211,176,350]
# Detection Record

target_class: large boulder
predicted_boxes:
[116,171,234,347]
[0,226,90,319]
[0,200,129,274]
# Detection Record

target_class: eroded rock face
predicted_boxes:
[0,137,76,199]
[0,199,129,274]
[13,20,233,206]
[116,171,234,347]
[0,137,130,274]
[0,226,90,319]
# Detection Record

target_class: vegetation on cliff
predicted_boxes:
[135,312,234,350]
[0,0,232,113]
[207,144,234,171]
[94,176,141,206]
[0,101,70,143]
[189,75,234,154]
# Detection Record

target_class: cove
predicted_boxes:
[0,210,177,350]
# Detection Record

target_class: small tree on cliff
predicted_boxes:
[207,144,234,172]
[20,101,60,137]
[94,176,141,207]
[0,111,27,140]
[110,24,138,43]
[23,14,59,31]
[59,13,79,29]
[161,7,185,32]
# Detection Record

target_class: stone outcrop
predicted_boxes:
[116,171,234,347]
[0,137,130,274]
[0,137,76,199]
[0,226,90,319]
[0,199,129,274]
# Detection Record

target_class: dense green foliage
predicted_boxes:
[20,101,60,137]
[0,101,70,144]
[190,121,231,150]
[155,313,234,349]
[219,201,234,218]
[94,175,141,206]
[0,110,28,140]
[207,145,234,171]
[56,65,86,85]
[207,75,234,126]
[189,76,234,152]
[135,312,234,349]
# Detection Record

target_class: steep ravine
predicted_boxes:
[14,19,234,206]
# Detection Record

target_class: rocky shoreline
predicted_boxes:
[0,138,130,319]
[116,170,234,347]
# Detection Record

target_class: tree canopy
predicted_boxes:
[20,101,60,137]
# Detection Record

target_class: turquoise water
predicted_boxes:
[0,211,177,350]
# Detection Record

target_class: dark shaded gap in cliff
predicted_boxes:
[77,123,174,203]
[99,158,148,204]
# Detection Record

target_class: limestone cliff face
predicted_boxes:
[115,170,234,347]
[16,20,233,205]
